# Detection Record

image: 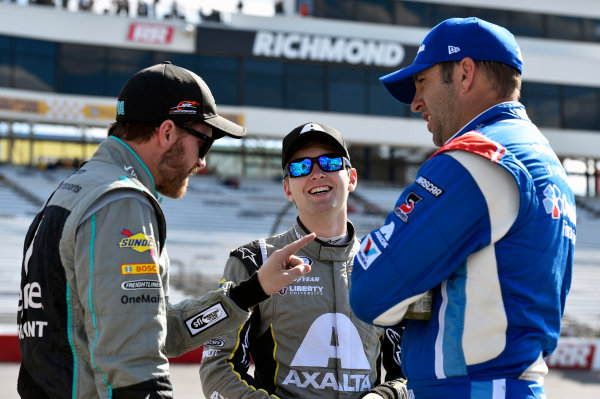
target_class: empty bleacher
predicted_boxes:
[1,164,599,335]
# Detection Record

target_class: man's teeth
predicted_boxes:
[310,186,330,194]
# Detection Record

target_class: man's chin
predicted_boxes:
[157,179,189,199]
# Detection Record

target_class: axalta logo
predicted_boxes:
[283,313,372,392]
[121,263,158,275]
[253,31,405,67]
[185,303,228,336]
[357,235,381,270]
[169,101,200,115]
[119,229,157,256]
[394,192,422,223]
[374,221,395,248]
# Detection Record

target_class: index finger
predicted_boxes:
[278,233,316,258]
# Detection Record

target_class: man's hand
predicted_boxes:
[257,233,315,295]
[358,379,408,399]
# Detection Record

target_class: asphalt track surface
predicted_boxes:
[2,362,599,398]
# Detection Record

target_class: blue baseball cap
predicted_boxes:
[380,17,523,104]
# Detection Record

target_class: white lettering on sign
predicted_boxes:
[128,23,174,45]
[253,31,404,67]
[546,344,594,369]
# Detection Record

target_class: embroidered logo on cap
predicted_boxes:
[169,101,199,115]
[300,123,326,134]
[448,45,461,54]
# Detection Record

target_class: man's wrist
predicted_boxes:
[228,273,269,309]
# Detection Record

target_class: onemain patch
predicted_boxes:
[185,303,229,337]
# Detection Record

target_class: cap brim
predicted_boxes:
[204,115,246,139]
[379,62,434,104]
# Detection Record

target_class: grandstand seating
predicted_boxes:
[1,164,599,335]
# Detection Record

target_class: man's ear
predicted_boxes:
[156,120,177,149]
[348,168,358,193]
[282,178,295,203]
[457,57,476,92]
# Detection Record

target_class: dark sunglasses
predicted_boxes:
[284,154,352,178]
[174,122,215,159]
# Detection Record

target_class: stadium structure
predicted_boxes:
[1,0,600,368]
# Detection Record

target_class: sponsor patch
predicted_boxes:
[185,303,229,337]
[121,279,161,290]
[58,182,82,193]
[170,100,199,115]
[374,221,395,248]
[119,229,157,256]
[393,192,422,223]
[121,263,158,275]
[120,294,162,304]
[298,256,313,266]
[202,348,221,358]
[356,235,381,270]
[416,176,444,197]
[205,338,225,347]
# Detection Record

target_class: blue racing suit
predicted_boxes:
[350,102,575,398]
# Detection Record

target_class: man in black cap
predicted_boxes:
[200,122,407,399]
[17,62,314,398]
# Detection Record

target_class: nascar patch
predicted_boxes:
[185,303,229,337]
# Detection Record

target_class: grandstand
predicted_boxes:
[0,163,400,326]
[1,164,600,335]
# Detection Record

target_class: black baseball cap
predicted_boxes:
[282,122,350,169]
[116,61,246,139]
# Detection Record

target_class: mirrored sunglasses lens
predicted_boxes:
[319,156,343,172]
[289,159,313,177]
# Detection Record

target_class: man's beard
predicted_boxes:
[156,138,197,198]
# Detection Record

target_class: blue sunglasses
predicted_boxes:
[284,154,352,178]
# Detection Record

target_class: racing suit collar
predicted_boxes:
[98,136,159,198]
[293,217,359,262]
[446,101,530,144]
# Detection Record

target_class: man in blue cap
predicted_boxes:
[349,18,575,398]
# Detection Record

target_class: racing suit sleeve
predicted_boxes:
[200,255,279,399]
[164,276,260,357]
[350,150,520,326]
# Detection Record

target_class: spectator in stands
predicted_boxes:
[200,122,408,399]
[17,61,315,398]
[114,0,128,15]
[349,17,576,399]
